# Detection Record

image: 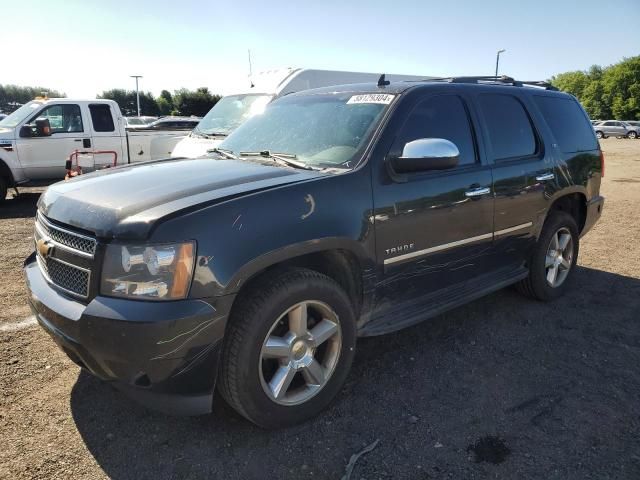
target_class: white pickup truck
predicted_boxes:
[0,98,190,200]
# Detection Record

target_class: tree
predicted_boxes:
[98,89,160,117]
[172,87,221,117]
[551,56,640,120]
[0,84,65,113]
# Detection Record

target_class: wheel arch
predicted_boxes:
[544,190,588,235]
[225,238,369,319]
[0,157,15,186]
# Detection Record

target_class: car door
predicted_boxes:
[473,92,549,270]
[371,92,494,313]
[88,103,126,168]
[15,103,90,180]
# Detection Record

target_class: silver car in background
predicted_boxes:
[593,120,639,139]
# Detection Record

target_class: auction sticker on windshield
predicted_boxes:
[347,94,395,105]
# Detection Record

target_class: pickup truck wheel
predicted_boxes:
[595,131,604,139]
[517,211,579,301]
[218,268,356,428]
[0,177,7,203]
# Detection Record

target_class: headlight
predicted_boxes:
[101,242,196,300]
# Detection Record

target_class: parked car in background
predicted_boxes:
[590,120,601,125]
[0,98,192,200]
[25,76,604,427]
[146,116,201,130]
[171,68,430,158]
[125,116,157,128]
[625,120,640,133]
[593,120,639,139]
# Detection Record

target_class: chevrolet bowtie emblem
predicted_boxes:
[37,238,53,258]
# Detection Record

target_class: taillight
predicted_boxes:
[600,150,605,178]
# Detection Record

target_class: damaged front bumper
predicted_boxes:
[24,253,233,416]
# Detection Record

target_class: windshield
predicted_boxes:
[0,101,42,128]
[220,92,394,168]
[195,94,273,136]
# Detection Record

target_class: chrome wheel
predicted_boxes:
[259,301,342,406]
[545,227,574,287]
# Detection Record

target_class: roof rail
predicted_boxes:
[419,75,558,91]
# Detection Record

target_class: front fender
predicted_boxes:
[149,167,376,298]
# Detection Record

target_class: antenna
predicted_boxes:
[248,49,254,88]
[377,74,390,87]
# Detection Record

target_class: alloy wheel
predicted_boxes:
[259,301,342,405]
[544,227,574,287]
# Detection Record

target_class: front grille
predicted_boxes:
[36,212,97,256]
[34,212,96,299]
[37,255,90,298]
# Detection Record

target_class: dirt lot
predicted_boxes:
[1,139,639,479]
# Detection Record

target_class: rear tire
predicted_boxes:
[516,211,579,301]
[218,268,356,428]
[595,131,604,139]
[0,177,7,204]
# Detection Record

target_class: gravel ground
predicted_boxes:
[1,139,639,479]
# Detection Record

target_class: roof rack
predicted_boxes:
[419,75,558,91]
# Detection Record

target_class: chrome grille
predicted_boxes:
[34,212,96,299]
[36,212,97,257]
[37,255,90,298]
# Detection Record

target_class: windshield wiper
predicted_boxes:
[207,147,238,159]
[238,150,318,170]
[192,128,227,139]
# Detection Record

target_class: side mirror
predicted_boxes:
[19,118,52,138]
[390,138,460,174]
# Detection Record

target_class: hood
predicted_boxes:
[0,127,14,139]
[171,136,224,159]
[38,157,321,239]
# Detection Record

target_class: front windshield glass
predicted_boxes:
[196,94,273,136]
[220,92,394,168]
[0,101,42,128]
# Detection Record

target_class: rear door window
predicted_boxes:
[393,94,477,167]
[533,96,598,153]
[477,94,536,161]
[89,104,115,132]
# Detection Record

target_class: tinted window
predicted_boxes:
[394,95,476,166]
[33,104,83,133]
[478,94,536,160]
[603,121,614,126]
[89,104,115,132]
[533,96,598,153]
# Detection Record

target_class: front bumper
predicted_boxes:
[581,195,604,237]
[24,253,234,416]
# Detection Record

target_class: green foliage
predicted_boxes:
[0,84,65,113]
[98,87,220,118]
[98,89,160,117]
[551,56,640,120]
[172,87,221,117]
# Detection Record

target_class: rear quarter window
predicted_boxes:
[533,96,598,153]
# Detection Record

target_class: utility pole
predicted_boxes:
[130,75,143,116]
[495,49,506,77]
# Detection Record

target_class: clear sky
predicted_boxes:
[3,0,639,98]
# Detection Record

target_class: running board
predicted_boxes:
[359,266,529,337]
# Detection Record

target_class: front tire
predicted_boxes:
[628,131,638,139]
[218,268,356,428]
[517,211,579,301]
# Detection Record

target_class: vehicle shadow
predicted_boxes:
[70,266,640,479]
[0,191,42,219]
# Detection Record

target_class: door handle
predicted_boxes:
[536,172,555,181]
[74,139,82,142]
[464,187,491,197]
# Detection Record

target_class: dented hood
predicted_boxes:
[38,157,320,239]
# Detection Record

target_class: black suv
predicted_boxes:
[25,76,604,428]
